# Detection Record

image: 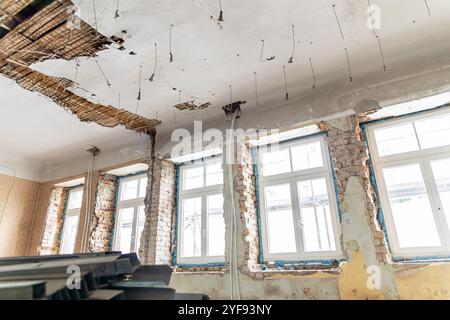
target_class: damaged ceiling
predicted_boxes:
[0,0,160,134]
[0,0,450,177]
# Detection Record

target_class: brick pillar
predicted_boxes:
[139,158,176,265]
[38,187,68,255]
[235,143,260,273]
[319,116,390,263]
[88,173,118,252]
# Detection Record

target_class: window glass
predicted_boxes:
[291,141,323,171]
[262,148,291,176]
[67,189,83,209]
[207,194,225,256]
[138,177,148,198]
[383,164,441,248]
[135,205,146,252]
[115,207,134,254]
[415,114,450,150]
[430,158,450,233]
[265,184,297,254]
[205,162,223,186]
[59,215,79,254]
[298,178,336,252]
[181,197,202,257]
[120,179,139,200]
[183,166,204,190]
[374,123,419,157]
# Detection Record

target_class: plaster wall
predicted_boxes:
[0,173,40,257]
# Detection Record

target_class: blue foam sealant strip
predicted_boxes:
[271,258,345,269]
[172,164,181,266]
[251,147,265,265]
[176,262,226,268]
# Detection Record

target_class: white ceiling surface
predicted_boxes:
[1,0,450,181]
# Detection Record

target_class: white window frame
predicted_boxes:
[367,107,450,259]
[112,173,147,253]
[257,135,343,262]
[59,186,83,254]
[176,156,225,265]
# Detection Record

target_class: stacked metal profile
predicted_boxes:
[0,252,208,300]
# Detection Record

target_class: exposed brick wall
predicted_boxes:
[319,116,390,263]
[88,173,118,252]
[140,158,176,265]
[38,187,67,255]
[235,143,260,273]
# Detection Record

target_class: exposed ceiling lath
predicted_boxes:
[0,0,161,134]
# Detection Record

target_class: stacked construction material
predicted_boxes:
[0,252,204,300]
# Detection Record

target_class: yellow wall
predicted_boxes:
[396,264,450,300]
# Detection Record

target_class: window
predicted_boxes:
[112,174,148,254]
[257,136,342,261]
[367,108,450,258]
[177,157,225,264]
[59,186,83,254]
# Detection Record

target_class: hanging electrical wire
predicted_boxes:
[136,63,143,113]
[114,0,120,19]
[332,4,345,40]
[309,57,317,89]
[253,72,259,105]
[92,0,98,31]
[376,35,387,71]
[169,24,174,63]
[218,0,224,21]
[367,0,378,37]
[344,48,353,82]
[288,25,295,63]
[0,165,16,227]
[73,57,80,83]
[283,65,289,100]
[227,84,241,300]
[94,58,111,87]
[424,0,432,16]
[149,43,157,82]
[259,39,275,62]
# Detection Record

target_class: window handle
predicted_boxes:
[296,219,304,228]
[202,229,206,237]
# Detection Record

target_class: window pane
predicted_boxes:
[374,123,419,156]
[430,158,450,233]
[135,205,146,253]
[67,189,83,210]
[183,166,204,190]
[291,141,323,171]
[415,114,450,149]
[205,162,223,186]
[298,178,336,252]
[138,177,148,198]
[59,214,79,254]
[262,148,291,176]
[383,164,440,248]
[265,184,297,253]
[182,197,202,257]
[120,179,139,201]
[207,194,225,256]
[115,207,134,253]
